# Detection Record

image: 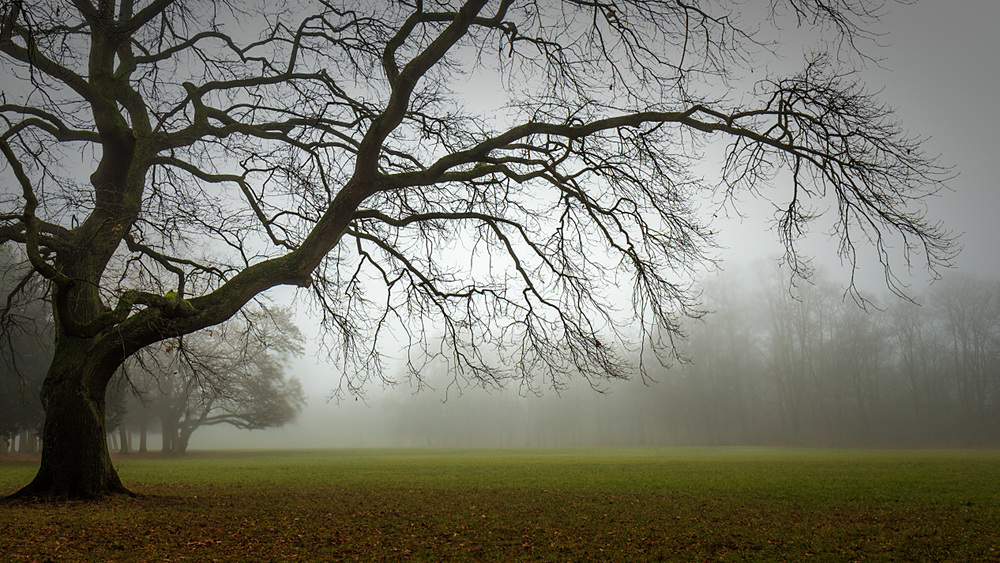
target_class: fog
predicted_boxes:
[177,1,1000,452]
[176,261,996,451]
[3,2,999,456]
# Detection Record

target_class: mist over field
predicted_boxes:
[188,0,1000,453]
[179,260,997,452]
[5,1,1000,558]
[2,0,999,460]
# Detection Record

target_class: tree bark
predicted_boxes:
[5,343,131,500]
[118,424,129,455]
[174,427,192,455]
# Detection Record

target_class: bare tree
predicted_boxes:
[126,307,306,454]
[932,274,1000,442]
[1,0,955,498]
[675,267,766,444]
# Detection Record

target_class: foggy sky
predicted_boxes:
[190,1,1000,451]
[715,1,1000,282]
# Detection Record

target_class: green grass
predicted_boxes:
[2,447,998,561]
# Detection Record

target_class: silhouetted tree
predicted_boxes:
[931,274,1000,442]
[828,293,891,443]
[887,298,951,442]
[1,0,956,498]
[376,267,1000,449]
[104,376,131,454]
[676,266,766,444]
[128,307,306,454]
[670,266,999,447]
[0,247,50,455]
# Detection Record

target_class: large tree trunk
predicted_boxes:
[5,343,131,500]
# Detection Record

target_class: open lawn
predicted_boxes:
[1,447,998,561]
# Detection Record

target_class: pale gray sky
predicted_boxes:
[192,0,1000,450]
[877,0,1000,278]
[706,0,999,290]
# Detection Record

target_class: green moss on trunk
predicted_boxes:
[5,342,131,501]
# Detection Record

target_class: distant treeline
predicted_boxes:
[379,265,1000,448]
[658,265,1000,447]
[4,261,999,452]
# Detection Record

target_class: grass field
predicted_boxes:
[1,447,998,561]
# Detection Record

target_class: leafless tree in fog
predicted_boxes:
[128,307,306,455]
[932,274,1000,440]
[1,0,955,498]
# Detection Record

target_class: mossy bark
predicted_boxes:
[5,340,131,501]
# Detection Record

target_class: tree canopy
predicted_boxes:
[0,0,955,498]
[131,307,306,454]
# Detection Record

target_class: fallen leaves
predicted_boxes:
[2,450,999,561]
